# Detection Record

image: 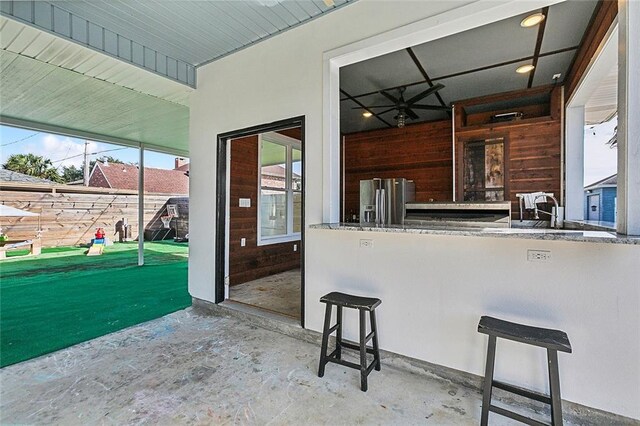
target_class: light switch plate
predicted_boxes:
[241,238,246,247]
[239,198,251,208]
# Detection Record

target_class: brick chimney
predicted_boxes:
[174,157,187,169]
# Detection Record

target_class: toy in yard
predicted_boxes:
[87,228,106,256]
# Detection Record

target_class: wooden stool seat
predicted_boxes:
[318,292,382,391]
[320,291,382,311]
[478,316,572,353]
[478,316,572,426]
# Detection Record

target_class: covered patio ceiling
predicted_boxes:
[0,16,191,154]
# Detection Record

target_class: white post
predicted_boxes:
[83,140,90,186]
[565,106,585,221]
[138,144,144,266]
[617,0,640,235]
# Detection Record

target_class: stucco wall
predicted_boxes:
[305,229,639,419]
[188,0,640,419]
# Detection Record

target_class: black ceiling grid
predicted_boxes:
[528,7,550,88]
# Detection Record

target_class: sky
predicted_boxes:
[0,125,181,172]
[583,116,617,186]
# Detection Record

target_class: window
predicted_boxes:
[258,132,302,245]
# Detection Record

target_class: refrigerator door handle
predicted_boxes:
[380,188,386,224]
[375,189,380,225]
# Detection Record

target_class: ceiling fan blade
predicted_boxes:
[379,90,400,104]
[350,105,397,109]
[410,104,451,111]
[405,109,419,120]
[378,107,397,115]
[406,83,445,105]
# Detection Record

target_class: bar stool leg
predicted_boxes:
[370,309,381,371]
[359,308,368,391]
[547,349,564,426]
[481,335,497,426]
[318,303,332,378]
[336,306,343,360]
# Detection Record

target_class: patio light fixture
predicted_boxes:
[520,12,545,28]
[516,64,535,74]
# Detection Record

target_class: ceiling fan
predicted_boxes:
[356,83,451,128]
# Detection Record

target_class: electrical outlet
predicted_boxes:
[360,239,373,248]
[240,238,246,247]
[293,244,297,252]
[527,249,551,262]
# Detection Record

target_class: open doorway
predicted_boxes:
[215,117,304,325]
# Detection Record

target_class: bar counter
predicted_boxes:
[309,223,640,245]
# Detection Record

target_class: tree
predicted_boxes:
[3,154,62,183]
[59,156,127,183]
[60,165,83,183]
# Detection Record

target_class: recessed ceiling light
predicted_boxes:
[521,12,545,28]
[362,111,373,118]
[516,64,535,74]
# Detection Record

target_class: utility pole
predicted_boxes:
[83,140,90,186]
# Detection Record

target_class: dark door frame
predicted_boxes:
[215,116,306,327]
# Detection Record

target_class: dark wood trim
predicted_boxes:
[564,0,618,101]
[405,47,450,114]
[527,7,549,89]
[340,47,577,102]
[454,84,555,108]
[341,89,393,128]
[215,116,306,327]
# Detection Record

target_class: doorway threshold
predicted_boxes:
[221,300,300,326]
[192,297,315,345]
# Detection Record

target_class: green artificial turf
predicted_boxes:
[0,241,190,367]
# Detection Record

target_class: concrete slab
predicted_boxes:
[0,308,627,425]
[229,269,301,319]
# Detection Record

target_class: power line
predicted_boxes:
[1,132,41,147]
[51,147,128,164]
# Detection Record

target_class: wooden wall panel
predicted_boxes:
[229,135,300,286]
[342,120,453,219]
[0,191,183,247]
[455,88,562,219]
[565,0,618,101]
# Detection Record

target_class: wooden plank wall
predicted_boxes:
[0,191,185,247]
[455,87,562,219]
[229,134,300,286]
[342,120,453,219]
[564,0,618,101]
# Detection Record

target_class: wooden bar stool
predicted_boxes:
[317,292,382,391]
[478,316,572,426]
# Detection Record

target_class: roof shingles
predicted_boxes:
[91,162,189,194]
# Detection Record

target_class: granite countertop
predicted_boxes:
[309,223,640,245]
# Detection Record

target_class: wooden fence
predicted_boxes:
[0,183,189,247]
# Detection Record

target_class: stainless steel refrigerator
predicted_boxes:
[360,178,415,225]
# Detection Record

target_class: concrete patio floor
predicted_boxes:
[0,308,593,425]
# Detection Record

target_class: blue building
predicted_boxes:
[584,174,617,224]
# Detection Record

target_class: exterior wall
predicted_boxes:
[229,135,300,285]
[306,229,640,419]
[88,166,111,188]
[584,187,617,222]
[188,0,639,418]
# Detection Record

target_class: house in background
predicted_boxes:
[88,159,189,195]
[0,169,55,185]
[584,174,617,223]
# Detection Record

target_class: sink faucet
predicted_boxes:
[533,193,560,228]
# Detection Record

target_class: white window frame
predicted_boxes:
[257,132,302,246]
